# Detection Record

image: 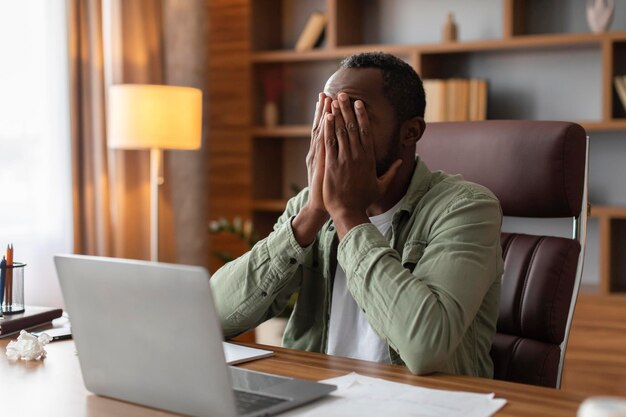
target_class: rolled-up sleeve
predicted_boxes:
[211,189,313,338]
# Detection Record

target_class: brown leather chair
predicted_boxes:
[416,120,588,388]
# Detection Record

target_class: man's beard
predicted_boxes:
[375,124,402,177]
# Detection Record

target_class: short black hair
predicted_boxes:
[340,52,425,124]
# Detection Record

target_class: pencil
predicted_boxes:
[0,256,5,316]
[6,244,13,307]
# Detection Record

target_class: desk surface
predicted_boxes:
[0,337,584,416]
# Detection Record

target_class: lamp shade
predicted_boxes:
[107,84,202,150]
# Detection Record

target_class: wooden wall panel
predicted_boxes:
[206,0,252,273]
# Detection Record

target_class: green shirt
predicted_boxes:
[211,157,503,377]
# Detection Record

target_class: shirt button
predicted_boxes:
[261,291,267,297]
[289,258,297,265]
[328,225,335,231]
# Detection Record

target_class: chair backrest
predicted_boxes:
[416,120,588,388]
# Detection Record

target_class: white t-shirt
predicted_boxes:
[326,198,405,363]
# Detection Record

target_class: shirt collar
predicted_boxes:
[398,156,434,215]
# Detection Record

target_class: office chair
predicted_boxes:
[416,120,588,388]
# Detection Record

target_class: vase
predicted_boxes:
[264,101,279,127]
[442,12,458,43]
[586,0,614,34]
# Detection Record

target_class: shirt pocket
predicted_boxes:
[401,241,426,272]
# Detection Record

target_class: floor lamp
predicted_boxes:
[107,84,202,261]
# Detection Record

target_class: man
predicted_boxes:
[211,52,503,377]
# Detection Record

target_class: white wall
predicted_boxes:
[0,1,73,307]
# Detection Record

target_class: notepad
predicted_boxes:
[0,306,63,338]
[223,342,273,365]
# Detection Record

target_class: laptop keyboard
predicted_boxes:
[234,389,287,415]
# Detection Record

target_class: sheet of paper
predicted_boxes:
[223,342,273,365]
[281,372,506,417]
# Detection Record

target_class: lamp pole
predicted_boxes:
[149,147,162,262]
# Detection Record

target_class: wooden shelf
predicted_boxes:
[252,121,626,135]
[590,205,626,219]
[252,31,626,63]
[580,120,626,132]
[252,125,310,138]
[588,205,626,293]
[252,199,287,212]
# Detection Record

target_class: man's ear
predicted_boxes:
[401,116,426,147]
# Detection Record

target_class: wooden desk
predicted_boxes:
[0,338,584,416]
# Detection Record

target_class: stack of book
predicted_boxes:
[423,78,488,122]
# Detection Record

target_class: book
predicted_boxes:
[295,12,327,52]
[446,78,469,121]
[423,79,447,122]
[469,79,488,121]
[614,76,626,112]
[0,306,63,338]
[223,342,273,365]
[424,78,487,122]
[469,79,479,120]
[477,79,487,120]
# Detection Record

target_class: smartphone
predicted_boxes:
[32,327,72,341]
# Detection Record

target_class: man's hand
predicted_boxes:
[323,93,402,239]
[292,93,331,247]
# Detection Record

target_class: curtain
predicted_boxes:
[68,0,208,265]
[68,0,115,256]
[162,0,208,267]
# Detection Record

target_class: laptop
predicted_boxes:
[54,254,335,417]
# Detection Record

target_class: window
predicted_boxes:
[0,1,73,307]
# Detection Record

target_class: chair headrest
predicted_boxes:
[416,121,586,218]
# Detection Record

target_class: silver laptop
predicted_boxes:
[54,254,335,417]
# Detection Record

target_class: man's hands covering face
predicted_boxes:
[306,93,331,215]
[322,93,402,239]
[291,93,332,247]
[293,91,401,247]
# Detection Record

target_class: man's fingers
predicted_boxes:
[331,100,350,160]
[354,100,373,153]
[324,113,338,164]
[312,92,326,132]
[337,93,361,155]
[316,112,326,163]
[316,125,326,173]
[312,99,321,132]
[377,159,403,194]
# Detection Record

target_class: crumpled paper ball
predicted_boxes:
[6,330,52,361]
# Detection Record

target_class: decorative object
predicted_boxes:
[208,217,258,263]
[261,68,287,127]
[442,12,458,42]
[586,0,614,34]
[264,101,279,127]
[107,84,202,261]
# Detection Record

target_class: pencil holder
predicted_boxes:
[1,262,26,315]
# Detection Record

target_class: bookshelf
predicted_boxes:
[206,0,626,293]
[589,205,626,292]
